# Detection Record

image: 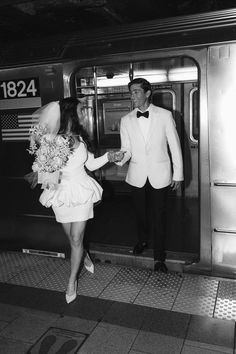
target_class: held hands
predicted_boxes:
[108,150,125,163]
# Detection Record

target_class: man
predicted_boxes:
[117,78,183,272]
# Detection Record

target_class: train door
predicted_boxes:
[74,56,200,264]
[208,43,236,277]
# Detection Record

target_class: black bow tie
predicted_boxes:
[137,111,149,118]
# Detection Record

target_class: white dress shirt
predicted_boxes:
[137,110,151,142]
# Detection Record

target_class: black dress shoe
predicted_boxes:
[154,261,168,273]
[133,242,148,255]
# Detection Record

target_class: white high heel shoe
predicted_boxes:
[65,280,77,304]
[84,253,94,274]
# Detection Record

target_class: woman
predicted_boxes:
[31,97,124,303]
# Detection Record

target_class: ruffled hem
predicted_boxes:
[39,177,103,208]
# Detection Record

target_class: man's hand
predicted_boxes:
[170,180,182,190]
[108,151,125,163]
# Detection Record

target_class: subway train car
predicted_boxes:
[0,7,236,278]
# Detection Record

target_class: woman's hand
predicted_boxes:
[108,151,125,162]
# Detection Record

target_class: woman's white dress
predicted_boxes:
[39,142,108,223]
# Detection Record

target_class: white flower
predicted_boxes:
[38,154,47,163]
[53,157,63,165]
[32,163,38,172]
[43,133,54,142]
[55,135,65,145]
[28,125,73,174]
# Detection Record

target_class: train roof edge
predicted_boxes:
[1,7,236,68]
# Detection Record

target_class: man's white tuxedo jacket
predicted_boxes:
[119,103,184,188]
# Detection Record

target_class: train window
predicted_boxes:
[133,57,197,84]
[76,67,95,96]
[96,64,130,95]
[151,89,176,111]
[133,61,167,83]
[102,99,131,135]
[190,87,199,143]
[75,63,131,147]
[76,64,130,95]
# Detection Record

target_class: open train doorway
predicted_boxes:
[75,56,200,264]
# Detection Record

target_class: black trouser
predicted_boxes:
[131,178,169,262]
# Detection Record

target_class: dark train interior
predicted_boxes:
[75,57,199,259]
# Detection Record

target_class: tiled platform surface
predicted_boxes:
[0,251,236,353]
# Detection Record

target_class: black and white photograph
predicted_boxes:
[0,1,236,353]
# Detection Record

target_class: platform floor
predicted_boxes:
[0,251,236,353]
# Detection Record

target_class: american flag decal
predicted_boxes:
[0,110,38,141]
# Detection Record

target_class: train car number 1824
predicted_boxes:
[0,78,40,99]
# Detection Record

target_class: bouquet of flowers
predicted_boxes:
[25,124,73,189]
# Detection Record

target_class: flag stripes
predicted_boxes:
[0,111,38,141]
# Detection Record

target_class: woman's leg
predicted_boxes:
[62,221,87,294]
[62,222,71,238]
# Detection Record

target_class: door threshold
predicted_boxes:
[89,242,199,272]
